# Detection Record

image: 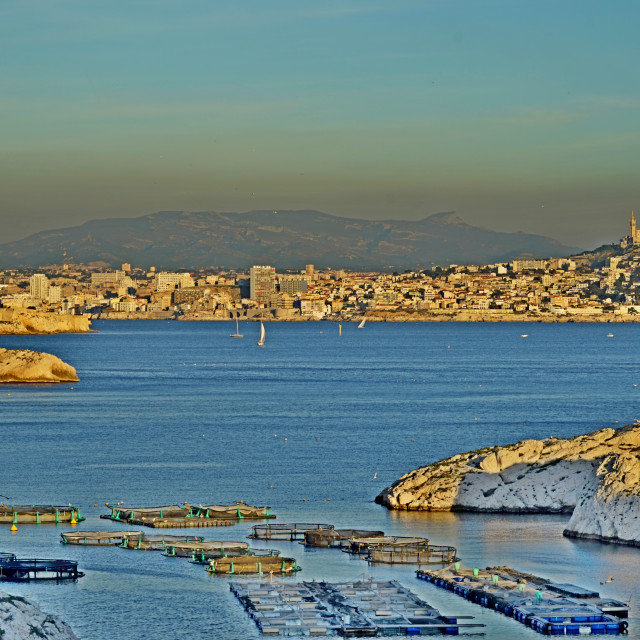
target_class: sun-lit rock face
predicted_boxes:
[376,424,640,546]
[0,309,91,334]
[0,593,78,639]
[564,452,640,545]
[0,348,79,383]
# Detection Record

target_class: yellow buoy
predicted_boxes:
[70,518,77,525]
[10,524,17,532]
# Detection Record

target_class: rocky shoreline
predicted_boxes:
[0,593,78,639]
[0,348,79,383]
[0,309,92,334]
[376,423,640,547]
[90,310,640,323]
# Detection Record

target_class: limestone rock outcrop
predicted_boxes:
[0,348,79,383]
[0,309,92,334]
[0,593,78,639]
[376,424,640,546]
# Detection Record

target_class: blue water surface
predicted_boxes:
[0,320,638,639]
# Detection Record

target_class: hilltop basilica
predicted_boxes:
[621,211,640,249]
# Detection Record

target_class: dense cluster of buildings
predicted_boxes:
[2,215,640,321]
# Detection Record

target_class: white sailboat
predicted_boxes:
[357,317,366,329]
[257,320,266,346]
[230,316,243,338]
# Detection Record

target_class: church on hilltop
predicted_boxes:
[621,211,640,248]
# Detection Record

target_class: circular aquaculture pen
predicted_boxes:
[304,529,385,548]
[0,557,84,582]
[367,543,458,565]
[249,523,334,541]
[346,536,430,555]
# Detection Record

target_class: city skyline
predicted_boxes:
[2,1,640,247]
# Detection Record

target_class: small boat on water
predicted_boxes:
[358,317,366,329]
[520,334,528,338]
[230,316,243,338]
[607,333,614,338]
[257,321,265,347]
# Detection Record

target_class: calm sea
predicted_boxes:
[0,320,638,639]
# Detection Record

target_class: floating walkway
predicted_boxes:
[231,578,484,636]
[102,502,272,528]
[249,523,333,541]
[206,556,300,576]
[417,565,629,635]
[0,504,83,524]
[0,553,83,582]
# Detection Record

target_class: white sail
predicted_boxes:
[358,318,366,329]
[257,320,266,346]
[230,316,243,338]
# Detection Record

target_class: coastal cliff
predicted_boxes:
[0,593,78,639]
[376,424,640,546]
[0,348,79,383]
[0,309,92,334]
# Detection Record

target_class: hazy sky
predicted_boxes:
[2,1,640,248]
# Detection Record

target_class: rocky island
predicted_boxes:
[0,593,78,639]
[0,309,92,335]
[0,348,79,383]
[376,423,640,547]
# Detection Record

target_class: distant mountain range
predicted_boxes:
[0,210,582,270]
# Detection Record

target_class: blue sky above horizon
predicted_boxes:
[2,0,640,248]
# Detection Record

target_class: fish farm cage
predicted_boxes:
[346,536,430,555]
[119,533,206,551]
[417,566,630,636]
[161,540,249,558]
[303,528,385,548]
[189,546,281,565]
[0,554,83,582]
[249,523,334,541]
[103,502,273,524]
[231,579,485,636]
[206,555,300,575]
[367,543,459,565]
[60,531,138,546]
[0,504,83,524]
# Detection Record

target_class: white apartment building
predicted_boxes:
[91,271,125,287]
[48,285,62,304]
[154,272,194,291]
[30,273,49,300]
